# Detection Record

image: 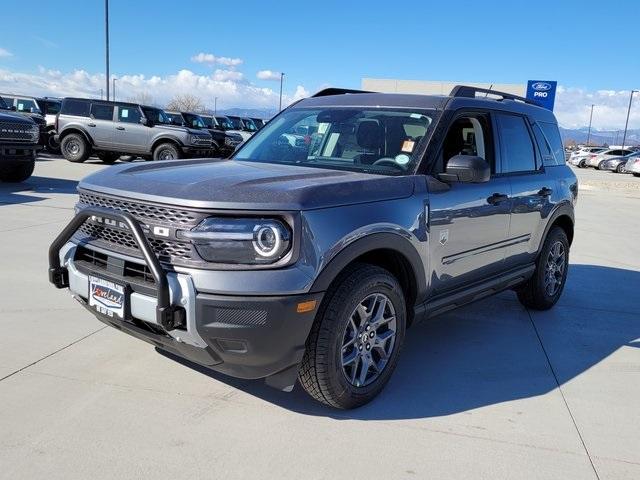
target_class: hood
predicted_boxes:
[153,123,205,136]
[0,111,36,124]
[79,159,415,211]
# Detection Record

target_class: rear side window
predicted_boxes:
[90,103,114,121]
[61,99,90,117]
[16,98,38,113]
[533,122,565,166]
[495,113,536,173]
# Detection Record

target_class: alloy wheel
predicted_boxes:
[544,241,566,296]
[340,293,397,388]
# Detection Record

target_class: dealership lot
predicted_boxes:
[1,157,639,479]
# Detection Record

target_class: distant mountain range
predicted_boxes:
[559,127,640,146]
[204,107,277,120]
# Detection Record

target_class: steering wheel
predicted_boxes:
[373,157,407,172]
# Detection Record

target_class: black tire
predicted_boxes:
[97,152,119,164]
[634,173,640,178]
[299,264,407,409]
[616,163,625,173]
[60,133,90,163]
[45,131,61,154]
[577,160,585,168]
[516,227,569,310]
[152,142,181,161]
[596,161,604,170]
[0,160,35,182]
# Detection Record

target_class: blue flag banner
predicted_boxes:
[526,80,557,111]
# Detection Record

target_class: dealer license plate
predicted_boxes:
[88,276,125,319]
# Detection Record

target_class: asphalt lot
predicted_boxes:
[1,155,639,480]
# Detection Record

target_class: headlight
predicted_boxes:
[178,217,291,264]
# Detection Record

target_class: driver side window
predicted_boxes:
[438,114,493,173]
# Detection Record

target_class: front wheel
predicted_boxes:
[152,143,181,161]
[516,227,569,310]
[616,163,626,173]
[61,133,90,163]
[299,264,406,409]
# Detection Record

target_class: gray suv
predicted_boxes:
[55,98,213,163]
[49,86,577,409]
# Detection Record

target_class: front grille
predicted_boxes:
[78,192,199,226]
[74,245,155,286]
[0,122,38,142]
[76,221,195,261]
[192,136,212,146]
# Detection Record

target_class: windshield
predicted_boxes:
[183,113,206,129]
[243,118,258,131]
[201,116,214,128]
[227,116,243,130]
[216,116,234,130]
[142,107,172,125]
[234,107,436,175]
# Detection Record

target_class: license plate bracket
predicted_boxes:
[88,276,126,319]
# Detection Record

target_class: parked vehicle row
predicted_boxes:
[568,145,640,175]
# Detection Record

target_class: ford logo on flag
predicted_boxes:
[531,82,552,92]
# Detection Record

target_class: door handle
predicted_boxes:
[538,187,553,197]
[87,123,96,127]
[487,193,509,205]
[116,126,125,131]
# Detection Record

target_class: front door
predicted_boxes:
[428,113,512,295]
[113,104,149,153]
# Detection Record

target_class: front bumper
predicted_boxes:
[49,207,323,389]
[181,145,215,157]
[0,143,39,160]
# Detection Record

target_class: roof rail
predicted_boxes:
[311,88,373,98]
[449,85,534,105]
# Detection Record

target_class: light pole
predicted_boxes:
[621,89,638,150]
[586,104,595,146]
[105,0,110,101]
[279,72,285,111]
[214,97,218,115]
[112,77,117,102]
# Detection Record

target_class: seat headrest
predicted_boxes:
[356,120,383,150]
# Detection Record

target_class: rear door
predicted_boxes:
[88,103,115,148]
[113,105,150,153]
[494,113,550,267]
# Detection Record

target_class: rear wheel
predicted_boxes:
[152,142,181,161]
[516,227,569,310]
[45,131,61,154]
[61,133,90,163]
[616,163,626,173]
[299,264,406,409]
[0,160,35,182]
[578,160,585,168]
[96,152,119,164]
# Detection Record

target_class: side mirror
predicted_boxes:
[140,117,149,126]
[439,155,490,183]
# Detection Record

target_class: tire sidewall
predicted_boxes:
[153,143,180,161]
[322,271,406,408]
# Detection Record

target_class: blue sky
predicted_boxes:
[1,0,639,128]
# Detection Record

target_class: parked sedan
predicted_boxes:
[600,151,640,173]
[569,146,606,167]
[625,155,640,176]
[586,148,635,169]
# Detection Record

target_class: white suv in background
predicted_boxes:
[568,146,606,167]
[585,148,635,169]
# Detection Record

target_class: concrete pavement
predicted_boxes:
[1,157,638,479]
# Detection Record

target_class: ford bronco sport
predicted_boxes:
[55,99,213,163]
[49,86,577,409]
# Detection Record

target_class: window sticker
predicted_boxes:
[401,140,415,153]
[17,103,24,110]
[121,109,129,118]
[395,154,410,165]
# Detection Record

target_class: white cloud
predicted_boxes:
[0,48,13,58]
[191,52,243,67]
[212,69,244,82]
[555,86,640,130]
[0,67,304,110]
[257,70,282,81]
[292,85,310,101]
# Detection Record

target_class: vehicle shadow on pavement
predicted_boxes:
[158,264,640,419]
[0,175,79,206]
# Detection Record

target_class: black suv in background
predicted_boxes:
[166,111,243,158]
[50,86,577,408]
[55,98,213,163]
[0,96,40,182]
[0,93,47,149]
